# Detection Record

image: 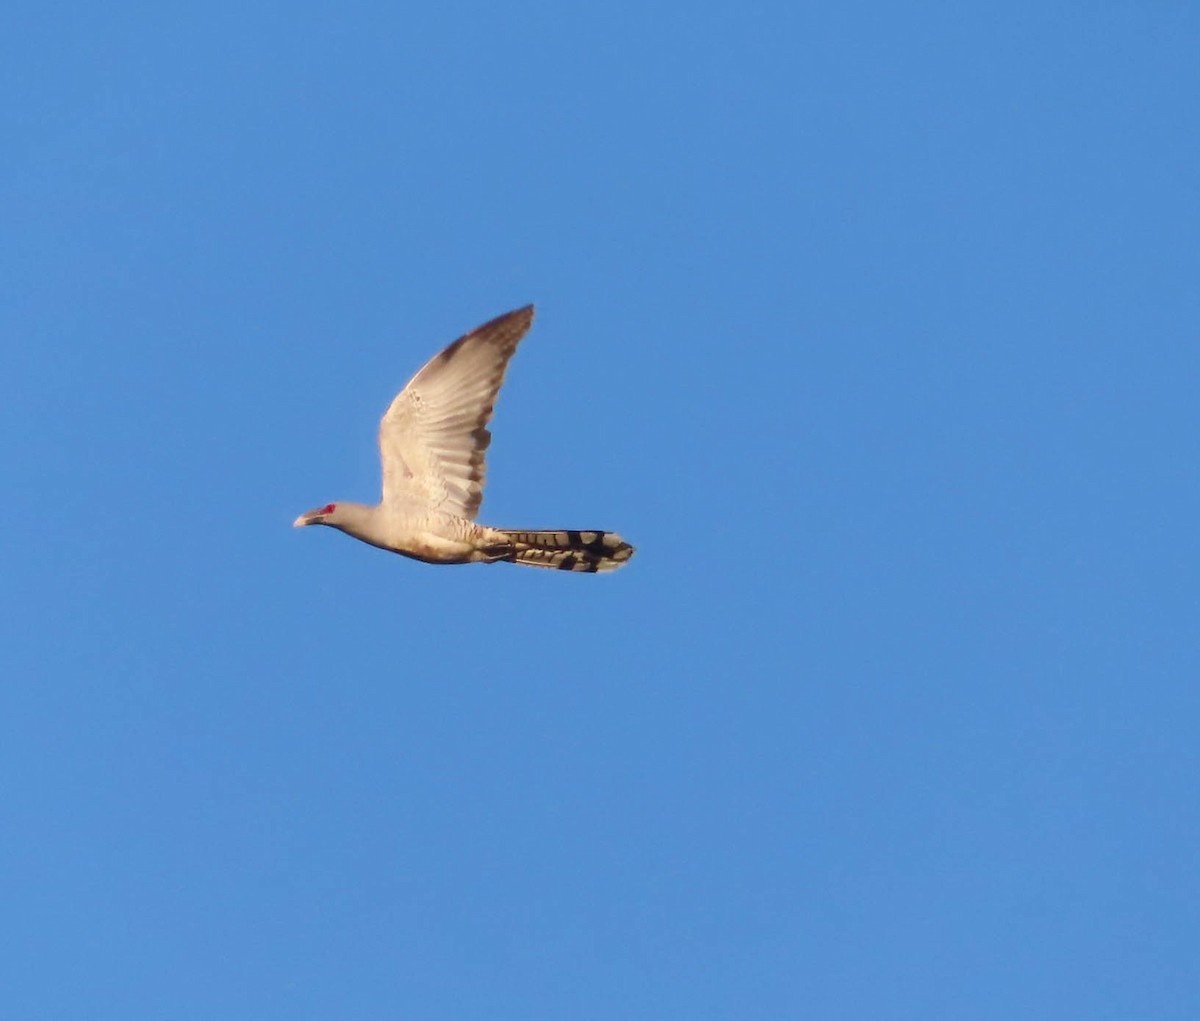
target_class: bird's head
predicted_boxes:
[293,503,339,528]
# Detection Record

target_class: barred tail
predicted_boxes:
[497,529,635,573]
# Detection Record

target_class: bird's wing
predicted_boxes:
[379,306,534,519]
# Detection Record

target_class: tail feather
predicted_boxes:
[497,529,635,573]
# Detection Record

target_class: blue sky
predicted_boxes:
[3,3,1198,1018]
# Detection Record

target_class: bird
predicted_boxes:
[294,305,634,573]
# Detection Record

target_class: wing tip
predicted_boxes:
[435,305,535,367]
[491,303,535,333]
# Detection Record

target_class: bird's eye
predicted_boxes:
[321,504,336,515]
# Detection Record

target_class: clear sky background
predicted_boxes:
[3,3,1198,1019]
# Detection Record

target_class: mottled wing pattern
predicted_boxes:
[379,306,534,519]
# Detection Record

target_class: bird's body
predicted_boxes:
[294,306,634,573]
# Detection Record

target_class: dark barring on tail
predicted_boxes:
[494,529,635,573]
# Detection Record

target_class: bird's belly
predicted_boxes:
[394,532,477,564]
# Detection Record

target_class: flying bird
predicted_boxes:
[294,305,634,572]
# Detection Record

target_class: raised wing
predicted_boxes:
[379,306,534,519]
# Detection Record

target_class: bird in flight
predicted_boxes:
[294,306,634,572]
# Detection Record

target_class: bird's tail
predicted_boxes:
[496,529,635,573]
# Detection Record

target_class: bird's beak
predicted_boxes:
[294,512,317,527]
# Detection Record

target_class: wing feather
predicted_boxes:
[378,306,533,519]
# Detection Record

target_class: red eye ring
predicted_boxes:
[321,503,336,515]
